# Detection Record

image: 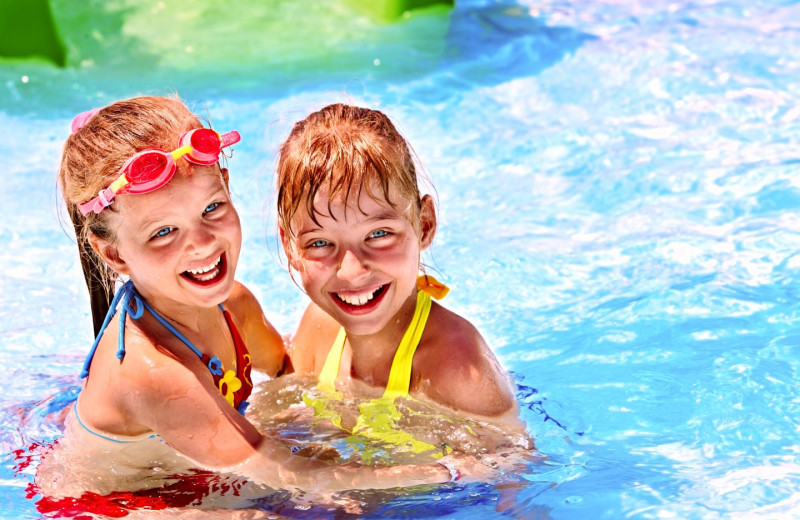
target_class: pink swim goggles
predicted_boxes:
[78,128,240,216]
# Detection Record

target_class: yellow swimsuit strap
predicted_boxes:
[318,328,346,393]
[317,275,447,397]
[382,289,431,399]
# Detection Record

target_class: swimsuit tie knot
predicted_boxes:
[116,280,144,360]
[119,281,144,321]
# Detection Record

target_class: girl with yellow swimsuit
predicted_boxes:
[276,104,528,458]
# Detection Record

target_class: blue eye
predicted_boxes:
[154,227,173,238]
[310,239,329,248]
[369,229,389,239]
[204,202,220,214]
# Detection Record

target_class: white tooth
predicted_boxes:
[339,287,379,306]
[188,257,220,275]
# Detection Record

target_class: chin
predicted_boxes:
[343,307,409,337]
[336,319,389,337]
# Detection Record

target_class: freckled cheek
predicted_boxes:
[229,230,243,253]
[151,238,187,259]
[219,216,242,238]
[296,258,330,286]
[371,247,419,271]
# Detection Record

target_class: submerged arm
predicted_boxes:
[135,356,451,492]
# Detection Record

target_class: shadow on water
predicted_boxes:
[443,4,596,86]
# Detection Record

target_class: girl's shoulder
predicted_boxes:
[414,303,516,417]
[221,280,258,317]
[218,281,269,336]
[421,302,483,354]
[85,313,190,381]
[79,317,214,435]
[115,316,213,392]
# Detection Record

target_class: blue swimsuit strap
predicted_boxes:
[80,280,223,379]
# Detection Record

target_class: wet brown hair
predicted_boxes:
[58,95,202,333]
[276,104,424,240]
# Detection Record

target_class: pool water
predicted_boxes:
[2,0,800,518]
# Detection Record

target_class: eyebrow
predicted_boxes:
[365,212,402,222]
[296,226,322,239]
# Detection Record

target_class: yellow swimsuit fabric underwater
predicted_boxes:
[303,275,450,458]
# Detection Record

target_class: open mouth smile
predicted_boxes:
[181,253,227,286]
[331,283,389,314]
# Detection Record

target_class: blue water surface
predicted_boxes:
[1,0,799,518]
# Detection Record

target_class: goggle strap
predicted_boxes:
[77,186,116,216]
[77,199,96,217]
[98,188,114,209]
[109,173,129,194]
[171,144,194,160]
[220,131,241,148]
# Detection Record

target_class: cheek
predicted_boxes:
[297,258,328,282]
[288,248,315,272]
[114,238,145,266]
[382,238,421,267]
[231,225,243,251]
[297,266,327,294]
[218,216,243,253]
[225,212,242,236]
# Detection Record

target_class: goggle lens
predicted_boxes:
[181,129,239,165]
[128,153,169,183]
[123,151,176,195]
[190,129,222,155]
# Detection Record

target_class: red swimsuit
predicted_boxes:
[201,307,253,414]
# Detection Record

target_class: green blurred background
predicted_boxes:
[0,0,460,115]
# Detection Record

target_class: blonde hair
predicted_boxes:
[58,95,203,332]
[276,103,424,239]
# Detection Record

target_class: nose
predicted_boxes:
[187,224,216,254]
[337,249,369,281]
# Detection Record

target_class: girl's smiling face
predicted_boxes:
[91,165,242,312]
[284,181,436,337]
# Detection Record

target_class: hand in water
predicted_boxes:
[437,454,496,483]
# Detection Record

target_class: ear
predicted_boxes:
[220,167,230,187]
[419,194,437,251]
[279,226,302,272]
[88,233,130,275]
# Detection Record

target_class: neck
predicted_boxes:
[132,284,229,356]
[346,291,418,381]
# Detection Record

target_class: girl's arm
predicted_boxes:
[129,349,451,491]
[227,282,287,377]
